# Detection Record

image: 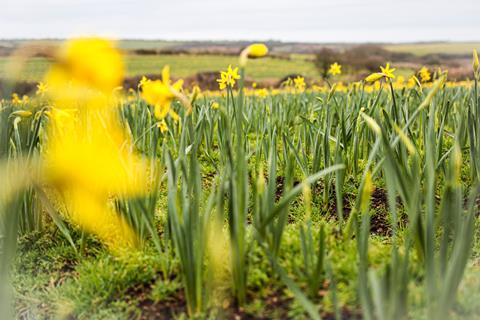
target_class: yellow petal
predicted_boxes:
[365,73,384,83]
[246,43,269,58]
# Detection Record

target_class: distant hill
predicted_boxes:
[0,39,478,56]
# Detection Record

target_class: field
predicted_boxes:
[0,54,317,82]
[1,40,480,320]
[385,42,480,56]
[2,40,478,85]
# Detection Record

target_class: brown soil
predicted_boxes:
[329,187,406,237]
[126,282,187,320]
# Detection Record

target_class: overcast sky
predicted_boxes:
[1,0,479,42]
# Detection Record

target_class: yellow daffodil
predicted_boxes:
[138,76,150,89]
[10,110,33,118]
[211,102,220,109]
[39,38,152,252]
[141,66,185,120]
[365,63,396,82]
[217,65,241,90]
[294,76,306,91]
[36,82,48,96]
[50,38,123,92]
[245,43,269,58]
[11,93,22,104]
[43,108,149,251]
[365,73,384,83]
[256,88,269,98]
[240,43,269,66]
[158,120,168,133]
[419,66,431,83]
[380,63,396,79]
[397,76,405,85]
[44,38,124,109]
[328,62,342,76]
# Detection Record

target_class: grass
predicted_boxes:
[12,221,393,319]
[0,54,317,82]
[2,40,480,319]
[12,202,480,319]
[385,42,480,56]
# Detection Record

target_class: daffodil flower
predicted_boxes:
[141,66,189,121]
[240,43,269,66]
[365,63,396,82]
[217,65,241,90]
[36,82,48,96]
[419,66,431,83]
[380,63,396,79]
[294,76,306,91]
[328,62,342,76]
[44,38,125,110]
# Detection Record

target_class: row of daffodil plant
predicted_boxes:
[1,40,479,318]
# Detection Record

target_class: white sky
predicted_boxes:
[1,0,479,42]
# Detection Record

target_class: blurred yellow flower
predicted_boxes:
[395,76,405,86]
[419,66,431,83]
[43,110,148,251]
[44,38,124,109]
[407,75,421,88]
[49,38,123,92]
[36,82,48,96]
[44,115,147,199]
[158,120,168,133]
[141,66,184,120]
[256,88,269,98]
[365,73,384,83]
[240,43,268,66]
[217,65,240,90]
[11,110,32,118]
[211,102,220,109]
[294,76,306,91]
[11,93,22,104]
[40,37,150,252]
[245,43,269,58]
[139,76,150,88]
[328,62,342,76]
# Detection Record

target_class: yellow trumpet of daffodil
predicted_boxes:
[365,73,384,83]
[240,43,269,66]
[10,110,32,118]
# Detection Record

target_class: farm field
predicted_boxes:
[2,41,479,85]
[0,54,317,82]
[385,42,480,56]
[1,38,480,320]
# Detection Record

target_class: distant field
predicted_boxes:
[2,40,477,83]
[0,54,318,82]
[385,42,480,56]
